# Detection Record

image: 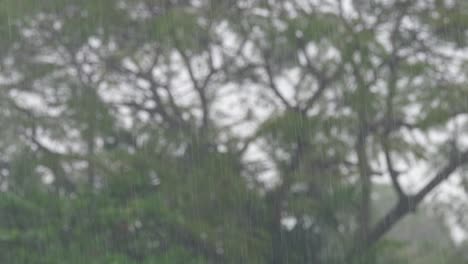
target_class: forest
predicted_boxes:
[1,0,468,263]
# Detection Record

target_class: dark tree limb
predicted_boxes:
[173,41,211,131]
[365,149,468,247]
[382,139,405,198]
[264,62,294,110]
[297,44,342,112]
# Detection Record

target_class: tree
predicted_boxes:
[1,0,468,263]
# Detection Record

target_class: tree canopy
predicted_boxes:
[1,0,468,263]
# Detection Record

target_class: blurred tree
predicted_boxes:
[1,0,468,263]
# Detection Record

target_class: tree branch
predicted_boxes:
[381,139,405,198]
[264,62,294,110]
[365,149,468,247]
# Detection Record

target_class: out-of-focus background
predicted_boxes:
[1,0,468,263]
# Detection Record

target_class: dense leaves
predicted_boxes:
[2,0,468,263]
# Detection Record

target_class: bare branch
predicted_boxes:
[365,149,468,248]
[174,42,210,130]
[381,139,405,197]
[264,62,294,109]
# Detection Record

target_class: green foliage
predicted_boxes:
[286,13,342,44]
[1,0,468,263]
[423,2,468,46]
[145,7,211,52]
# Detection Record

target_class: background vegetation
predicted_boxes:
[1,0,468,263]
